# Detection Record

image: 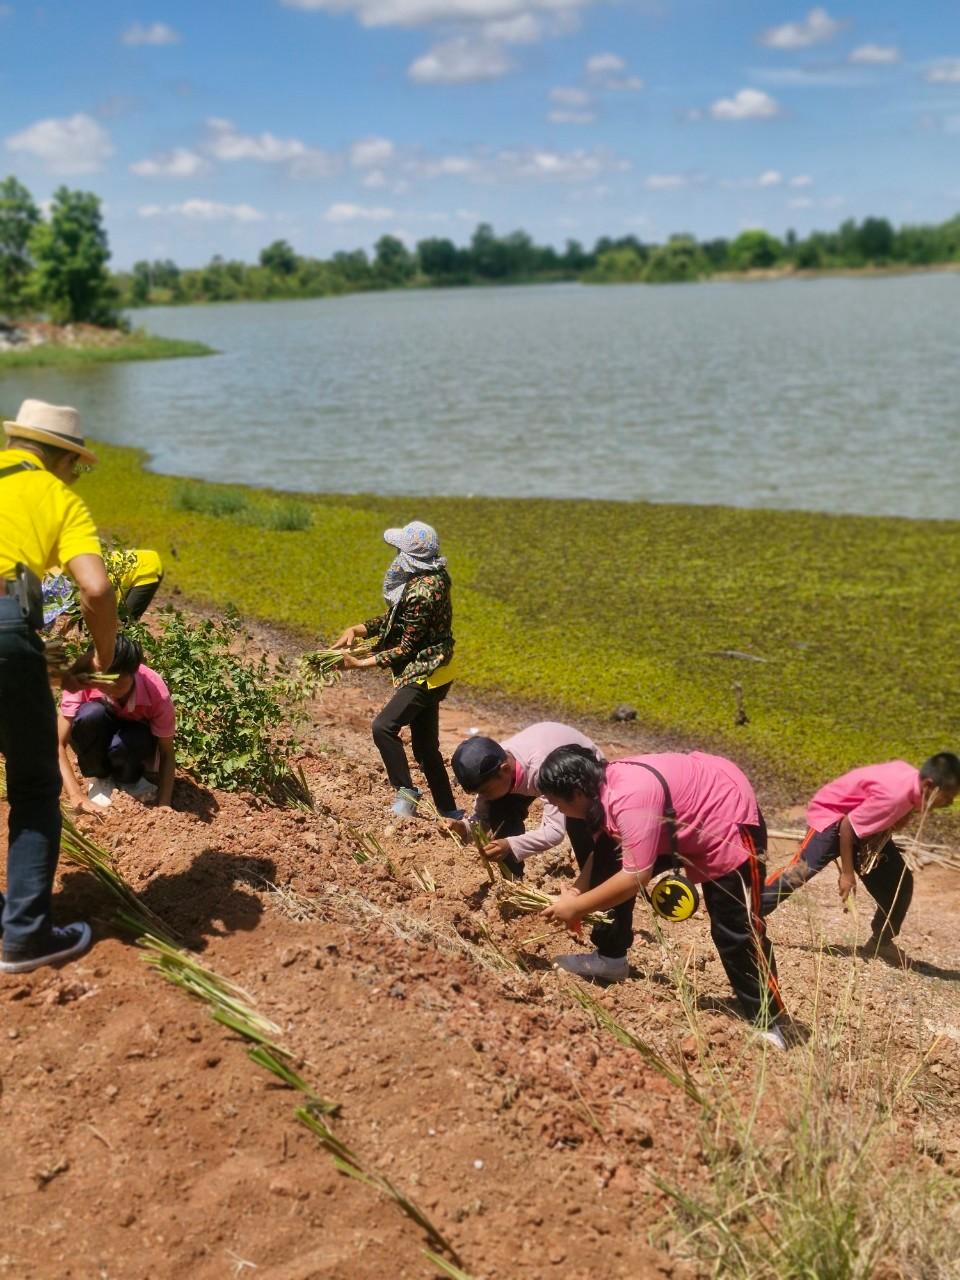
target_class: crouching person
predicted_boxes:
[451,725,636,978]
[58,637,177,812]
[762,752,960,965]
[538,745,788,1047]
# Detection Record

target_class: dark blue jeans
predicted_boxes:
[0,598,63,958]
[70,700,155,783]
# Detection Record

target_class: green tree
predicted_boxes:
[644,236,705,283]
[259,239,298,275]
[0,175,40,315]
[586,247,646,283]
[857,217,894,262]
[130,260,152,306]
[373,234,414,284]
[729,228,783,271]
[28,186,117,325]
[417,236,464,281]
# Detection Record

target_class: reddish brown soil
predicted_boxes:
[2,667,959,1280]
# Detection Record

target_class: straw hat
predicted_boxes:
[3,399,97,465]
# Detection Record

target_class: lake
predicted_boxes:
[2,275,957,519]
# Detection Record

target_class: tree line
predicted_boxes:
[3,173,960,325]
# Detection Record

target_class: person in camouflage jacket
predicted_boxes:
[333,521,460,817]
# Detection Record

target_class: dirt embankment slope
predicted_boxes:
[2,671,959,1279]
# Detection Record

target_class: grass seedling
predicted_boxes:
[299,640,375,689]
[497,880,612,929]
[345,825,398,875]
[247,1045,340,1114]
[422,1251,477,1279]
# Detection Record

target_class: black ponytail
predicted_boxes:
[538,743,607,831]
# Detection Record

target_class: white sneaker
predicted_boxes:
[391,787,422,817]
[756,1024,788,1051]
[118,776,157,801]
[553,951,629,983]
[86,778,114,808]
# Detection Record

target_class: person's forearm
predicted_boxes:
[80,585,117,670]
[157,750,176,806]
[507,803,567,861]
[567,870,642,916]
[838,817,857,880]
[58,744,85,806]
[573,852,595,893]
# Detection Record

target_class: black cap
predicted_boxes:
[452,736,507,791]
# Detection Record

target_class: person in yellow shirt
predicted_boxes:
[0,399,118,975]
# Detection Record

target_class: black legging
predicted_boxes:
[371,681,456,812]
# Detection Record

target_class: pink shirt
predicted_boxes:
[601,752,759,883]
[806,760,921,839]
[60,664,176,740]
[473,721,597,862]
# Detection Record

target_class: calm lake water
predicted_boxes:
[3,276,958,519]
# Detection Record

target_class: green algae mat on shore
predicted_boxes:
[75,442,958,795]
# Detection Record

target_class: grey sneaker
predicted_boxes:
[0,922,92,974]
[391,787,422,817]
[755,1024,788,1051]
[554,951,629,983]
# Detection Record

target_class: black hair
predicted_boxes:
[81,633,143,677]
[538,743,607,830]
[919,752,960,791]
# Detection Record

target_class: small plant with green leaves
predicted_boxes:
[132,606,309,803]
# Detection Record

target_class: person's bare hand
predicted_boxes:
[447,818,471,842]
[838,870,856,904]
[73,798,103,818]
[332,627,357,650]
[480,837,511,862]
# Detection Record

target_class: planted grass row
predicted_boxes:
[69,440,960,794]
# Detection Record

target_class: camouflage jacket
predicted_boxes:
[363,569,454,687]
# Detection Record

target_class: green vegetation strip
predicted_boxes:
[70,441,960,792]
[0,334,214,368]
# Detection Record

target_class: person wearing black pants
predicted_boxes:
[761,823,914,944]
[371,681,456,815]
[332,521,460,817]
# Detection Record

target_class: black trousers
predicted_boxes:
[371,681,456,813]
[701,820,786,1027]
[70,701,155,783]
[761,821,913,943]
[0,599,62,958]
[484,794,635,959]
[123,577,161,621]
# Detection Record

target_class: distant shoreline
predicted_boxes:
[120,260,960,311]
[0,322,215,369]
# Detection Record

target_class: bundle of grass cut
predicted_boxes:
[299,639,375,689]
[61,816,174,940]
[496,880,613,928]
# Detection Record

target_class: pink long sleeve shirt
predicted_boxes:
[805,760,922,839]
[600,752,759,884]
[473,721,598,862]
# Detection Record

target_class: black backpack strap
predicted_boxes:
[0,460,40,480]
[621,760,681,872]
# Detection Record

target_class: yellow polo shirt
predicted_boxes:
[0,447,101,580]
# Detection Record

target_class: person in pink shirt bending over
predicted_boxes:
[761,753,960,965]
[58,637,178,813]
[450,724,636,978]
[538,745,788,1048]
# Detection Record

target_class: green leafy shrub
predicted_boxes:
[133,607,308,802]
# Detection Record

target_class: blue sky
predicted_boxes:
[2,0,959,267]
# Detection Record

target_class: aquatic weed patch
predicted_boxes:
[70,441,960,793]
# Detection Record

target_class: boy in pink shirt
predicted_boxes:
[58,638,177,812]
[451,723,635,967]
[538,746,787,1046]
[762,753,960,963]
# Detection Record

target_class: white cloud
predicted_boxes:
[548,110,596,124]
[710,88,780,121]
[550,86,591,107]
[324,202,395,222]
[789,174,813,187]
[788,196,814,209]
[757,168,783,187]
[644,173,691,191]
[586,52,624,75]
[926,59,960,84]
[586,51,643,91]
[849,43,900,65]
[752,65,870,87]
[361,169,389,188]
[759,7,841,50]
[408,153,478,177]
[130,147,208,178]
[122,21,181,46]
[5,113,113,174]
[350,136,395,168]
[408,36,512,83]
[138,199,265,222]
[204,117,338,177]
[821,194,846,208]
[494,146,627,182]
[282,0,593,26]
[482,13,541,43]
